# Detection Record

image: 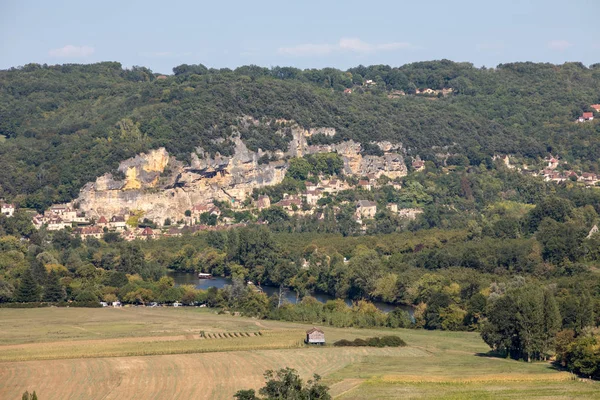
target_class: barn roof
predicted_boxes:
[306,327,324,334]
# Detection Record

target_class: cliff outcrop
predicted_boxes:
[76,122,407,225]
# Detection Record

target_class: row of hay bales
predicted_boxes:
[199,331,263,339]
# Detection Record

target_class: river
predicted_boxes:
[167,270,413,316]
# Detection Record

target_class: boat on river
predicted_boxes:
[198,272,213,279]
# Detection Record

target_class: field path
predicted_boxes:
[0,347,426,400]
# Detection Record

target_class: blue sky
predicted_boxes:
[0,0,597,74]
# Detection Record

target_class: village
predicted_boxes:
[22,170,424,241]
[3,142,598,242]
[501,153,600,186]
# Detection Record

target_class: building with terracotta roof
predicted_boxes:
[97,216,109,228]
[358,180,372,191]
[578,112,594,122]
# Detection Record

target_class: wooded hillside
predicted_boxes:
[1,60,600,208]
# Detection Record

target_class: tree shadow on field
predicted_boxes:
[474,350,512,360]
[475,351,566,372]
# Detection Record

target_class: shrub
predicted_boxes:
[333,339,352,347]
[380,336,407,347]
[333,336,406,347]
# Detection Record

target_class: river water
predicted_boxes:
[167,270,413,315]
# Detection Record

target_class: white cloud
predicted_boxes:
[48,45,95,58]
[338,38,373,53]
[278,38,413,57]
[547,40,572,51]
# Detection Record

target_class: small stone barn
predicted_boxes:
[305,327,325,345]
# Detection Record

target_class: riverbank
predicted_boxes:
[167,270,413,315]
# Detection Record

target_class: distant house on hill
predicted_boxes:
[358,180,372,191]
[0,202,15,217]
[97,216,108,228]
[412,159,425,172]
[305,327,325,345]
[78,226,103,239]
[140,227,155,239]
[545,156,559,170]
[274,197,302,211]
[590,104,600,113]
[256,195,271,210]
[110,215,126,231]
[578,112,594,122]
[343,88,352,94]
[356,200,377,219]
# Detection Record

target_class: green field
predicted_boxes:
[0,308,597,399]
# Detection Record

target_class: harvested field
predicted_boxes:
[1,308,598,399]
[0,347,424,400]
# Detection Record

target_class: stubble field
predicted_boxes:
[0,307,598,399]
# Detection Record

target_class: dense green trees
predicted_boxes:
[481,286,562,361]
[563,334,600,379]
[234,368,330,400]
[43,270,65,302]
[14,268,40,302]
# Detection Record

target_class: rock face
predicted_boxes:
[76,122,407,225]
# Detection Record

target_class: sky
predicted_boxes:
[0,0,598,74]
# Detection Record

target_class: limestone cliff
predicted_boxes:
[76,122,407,225]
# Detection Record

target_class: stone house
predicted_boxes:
[358,180,372,191]
[356,200,377,219]
[97,216,109,228]
[46,217,71,231]
[274,197,302,211]
[412,160,425,172]
[78,226,103,239]
[0,203,15,217]
[110,215,127,231]
[302,190,321,206]
[256,195,271,210]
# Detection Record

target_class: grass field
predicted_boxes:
[0,307,598,399]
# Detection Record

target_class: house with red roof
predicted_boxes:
[97,216,109,228]
[140,227,156,239]
[590,104,600,113]
[358,180,372,191]
[578,112,594,122]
